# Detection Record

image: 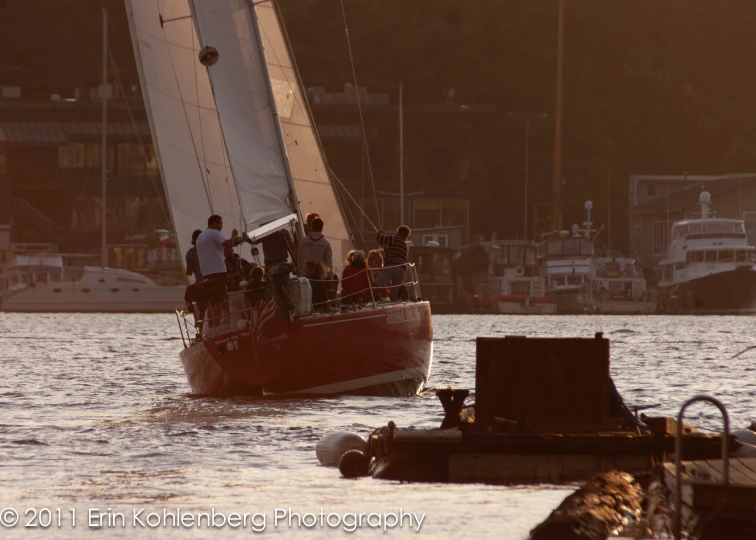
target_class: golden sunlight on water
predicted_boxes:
[0,313,754,538]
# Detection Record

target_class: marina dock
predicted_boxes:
[661,456,756,538]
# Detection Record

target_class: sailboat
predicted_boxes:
[125,0,433,395]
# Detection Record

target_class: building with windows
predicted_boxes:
[0,93,169,258]
[627,173,756,269]
[310,84,496,250]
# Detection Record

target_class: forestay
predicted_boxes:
[125,0,243,266]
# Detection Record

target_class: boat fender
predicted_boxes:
[732,429,756,456]
[515,266,525,276]
[316,432,368,467]
[338,450,370,478]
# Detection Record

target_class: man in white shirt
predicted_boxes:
[196,215,238,332]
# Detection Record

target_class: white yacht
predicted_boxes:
[658,191,756,314]
[578,254,656,314]
[487,240,556,314]
[538,201,596,313]
[0,249,186,313]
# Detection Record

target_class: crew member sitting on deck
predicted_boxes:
[367,249,390,300]
[341,250,372,304]
[245,266,266,308]
[196,215,239,332]
[373,225,411,301]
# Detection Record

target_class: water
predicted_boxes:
[0,313,754,538]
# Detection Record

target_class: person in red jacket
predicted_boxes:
[341,250,373,304]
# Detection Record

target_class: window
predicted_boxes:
[421,234,448,247]
[117,143,158,175]
[633,227,640,258]
[647,184,656,196]
[653,221,670,255]
[510,281,531,295]
[59,143,117,169]
[509,246,525,266]
[58,143,86,168]
[413,199,442,229]
[441,199,469,228]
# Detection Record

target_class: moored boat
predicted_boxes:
[487,240,556,314]
[0,247,185,313]
[658,191,756,314]
[578,255,656,314]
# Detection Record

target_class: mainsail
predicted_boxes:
[190,0,353,274]
[125,0,243,266]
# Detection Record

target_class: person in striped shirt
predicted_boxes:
[373,225,411,301]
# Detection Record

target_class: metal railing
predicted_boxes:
[673,395,730,540]
[176,263,423,346]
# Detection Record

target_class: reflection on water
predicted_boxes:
[0,313,754,538]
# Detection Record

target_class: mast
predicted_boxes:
[551,0,564,231]
[399,83,404,225]
[101,7,108,267]
[248,3,305,239]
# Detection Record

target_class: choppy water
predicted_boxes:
[0,314,754,538]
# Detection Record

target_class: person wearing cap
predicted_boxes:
[340,250,373,304]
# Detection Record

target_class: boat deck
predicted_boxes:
[663,456,756,538]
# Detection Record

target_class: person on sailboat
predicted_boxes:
[368,249,390,300]
[304,260,329,311]
[374,226,411,301]
[185,229,204,283]
[196,215,239,332]
[225,246,252,329]
[245,266,266,308]
[297,217,333,277]
[251,228,297,319]
[341,250,372,304]
[304,213,320,235]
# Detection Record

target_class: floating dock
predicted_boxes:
[369,335,731,484]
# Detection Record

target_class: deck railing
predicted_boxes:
[176,263,422,347]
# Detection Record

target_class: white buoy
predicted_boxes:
[316,432,368,467]
[733,429,756,456]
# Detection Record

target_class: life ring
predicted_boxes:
[515,266,525,276]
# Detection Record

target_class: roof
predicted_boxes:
[631,175,756,214]
[0,122,151,144]
[632,173,756,183]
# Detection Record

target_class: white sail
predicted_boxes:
[189,0,352,274]
[125,0,243,266]
[189,0,295,232]
[255,1,352,274]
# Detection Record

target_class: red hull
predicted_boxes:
[179,301,433,396]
